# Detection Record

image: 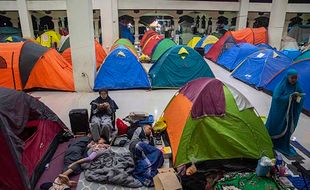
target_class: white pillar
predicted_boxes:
[94,19,100,40]
[173,17,179,35]
[211,19,217,33]
[52,18,60,33]
[283,20,290,37]
[268,0,288,49]
[66,0,96,92]
[236,0,249,30]
[99,0,119,49]
[17,0,34,38]
[134,17,140,44]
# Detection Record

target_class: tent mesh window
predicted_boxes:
[0,56,7,69]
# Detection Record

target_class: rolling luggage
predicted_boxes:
[69,109,89,135]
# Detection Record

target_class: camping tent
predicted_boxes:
[159,78,273,166]
[151,38,176,62]
[264,59,310,115]
[206,27,267,62]
[142,34,163,56]
[119,23,135,44]
[0,42,74,91]
[288,25,310,44]
[195,35,218,48]
[295,49,310,61]
[280,49,302,60]
[0,27,22,41]
[0,87,66,190]
[61,40,107,70]
[140,29,157,47]
[204,44,213,54]
[36,30,61,48]
[187,36,201,48]
[217,43,259,71]
[149,45,214,88]
[58,35,70,53]
[232,49,292,88]
[256,43,273,50]
[0,35,26,42]
[111,38,138,56]
[94,45,150,90]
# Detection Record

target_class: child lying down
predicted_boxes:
[40,137,110,190]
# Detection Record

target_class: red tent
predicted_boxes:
[140,29,157,47]
[205,27,267,62]
[0,88,67,190]
[142,34,163,56]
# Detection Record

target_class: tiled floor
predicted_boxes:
[32,60,310,150]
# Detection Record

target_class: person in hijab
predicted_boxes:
[90,89,118,142]
[266,69,304,157]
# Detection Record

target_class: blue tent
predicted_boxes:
[204,44,213,54]
[0,35,26,42]
[94,46,150,90]
[280,49,302,60]
[195,36,206,47]
[256,43,273,50]
[265,59,310,114]
[217,43,259,71]
[119,24,134,44]
[232,49,293,88]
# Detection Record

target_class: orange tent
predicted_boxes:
[140,29,157,47]
[206,27,267,62]
[62,40,107,70]
[0,41,74,91]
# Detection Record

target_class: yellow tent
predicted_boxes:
[201,35,219,47]
[187,37,201,48]
[36,30,61,48]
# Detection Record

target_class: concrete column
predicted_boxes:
[99,0,119,49]
[173,17,179,35]
[66,0,96,92]
[17,0,34,38]
[283,20,290,37]
[134,17,140,44]
[211,19,217,32]
[94,19,100,39]
[52,18,60,33]
[268,0,288,49]
[236,0,249,30]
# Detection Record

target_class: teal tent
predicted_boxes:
[149,45,214,88]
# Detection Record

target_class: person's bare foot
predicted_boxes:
[68,180,78,187]
[186,164,197,176]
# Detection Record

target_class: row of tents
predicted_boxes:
[200,27,310,114]
[94,37,215,89]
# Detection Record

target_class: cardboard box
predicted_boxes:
[153,168,182,190]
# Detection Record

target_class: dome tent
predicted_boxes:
[149,45,214,88]
[159,78,273,166]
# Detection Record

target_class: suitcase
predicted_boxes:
[69,109,89,135]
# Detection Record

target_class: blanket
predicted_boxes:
[82,149,143,188]
[132,142,164,187]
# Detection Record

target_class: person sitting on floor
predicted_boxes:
[90,89,118,142]
[129,124,154,154]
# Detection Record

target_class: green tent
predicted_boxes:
[159,78,274,166]
[58,35,70,53]
[0,27,22,41]
[151,38,176,62]
[295,49,310,61]
[149,45,214,88]
[112,38,136,53]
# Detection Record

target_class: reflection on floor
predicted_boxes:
[32,60,310,151]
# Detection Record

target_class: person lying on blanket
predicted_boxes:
[40,138,110,190]
[68,137,110,169]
